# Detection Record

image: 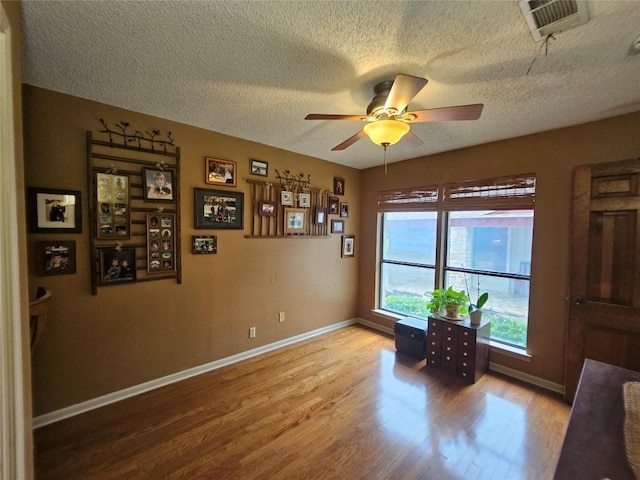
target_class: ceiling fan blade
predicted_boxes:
[305,114,367,121]
[402,131,423,148]
[407,104,484,122]
[331,130,366,151]
[384,74,428,113]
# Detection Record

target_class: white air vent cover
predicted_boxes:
[519,0,589,42]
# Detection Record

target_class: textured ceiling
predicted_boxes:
[21,1,640,170]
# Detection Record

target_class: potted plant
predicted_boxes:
[442,287,469,319]
[426,288,446,315]
[468,292,489,325]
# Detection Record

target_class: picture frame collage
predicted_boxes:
[147,213,177,273]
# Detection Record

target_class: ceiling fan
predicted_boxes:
[305,73,484,151]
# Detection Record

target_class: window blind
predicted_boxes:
[443,173,536,209]
[377,185,439,211]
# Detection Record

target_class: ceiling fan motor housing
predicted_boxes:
[367,80,404,118]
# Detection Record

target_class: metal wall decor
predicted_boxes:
[99,118,175,153]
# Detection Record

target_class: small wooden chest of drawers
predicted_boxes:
[426,315,490,383]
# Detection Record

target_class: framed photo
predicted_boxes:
[195,188,244,230]
[284,208,308,234]
[192,236,217,254]
[281,190,294,206]
[205,157,237,187]
[334,177,345,196]
[314,207,327,225]
[36,241,76,276]
[147,213,176,273]
[99,247,137,285]
[298,193,311,208]
[28,187,82,233]
[340,202,349,218]
[250,159,268,177]
[331,219,344,234]
[95,173,130,239]
[142,168,175,202]
[341,235,355,258]
[259,200,276,217]
[328,196,339,215]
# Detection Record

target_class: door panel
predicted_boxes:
[566,158,640,401]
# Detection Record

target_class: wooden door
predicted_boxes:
[566,158,640,401]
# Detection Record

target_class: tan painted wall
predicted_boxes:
[24,86,360,416]
[358,111,640,385]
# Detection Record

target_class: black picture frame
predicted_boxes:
[142,167,175,202]
[194,188,244,230]
[331,219,344,234]
[259,200,276,217]
[192,236,217,254]
[341,235,355,258]
[328,196,339,215]
[340,202,349,218]
[28,187,82,233]
[99,247,137,285]
[36,240,76,276]
[250,159,268,177]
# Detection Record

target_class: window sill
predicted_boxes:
[490,341,531,362]
[371,309,408,322]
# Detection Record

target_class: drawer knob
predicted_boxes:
[446,347,451,351]
[431,341,436,346]
[446,356,450,361]
[463,352,468,357]
[463,332,469,336]
[463,341,468,346]
[447,336,451,341]
[463,362,467,367]
[432,351,436,355]
[462,372,467,377]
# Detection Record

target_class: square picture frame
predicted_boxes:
[36,240,76,276]
[194,188,244,230]
[298,193,311,208]
[96,173,130,239]
[341,235,355,258]
[340,202,349,218]
[334,177,345,196]
[99,247,137,285]
[28,187,82,233]
[328,196,339,215]
[284,207,308,234]
[250,159,268,177]
[331,219,344,234]
[281,190,294,206]
[314,206,327,226]
[205,157,237,187]
[192,236,217,254]
[259,200,276,217]
[142,167,175,202]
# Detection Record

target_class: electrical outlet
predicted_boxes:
[249,327,256,338]
[279,312,286,322]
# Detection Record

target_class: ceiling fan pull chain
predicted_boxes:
[383,143,389,174]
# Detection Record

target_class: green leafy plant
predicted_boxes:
[426,288,446,313]
[469,292,489,312]
[443,286,469,312]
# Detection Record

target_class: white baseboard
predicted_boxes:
[33,319,357,429]
[489,362,565,395]
[34,318,565,428]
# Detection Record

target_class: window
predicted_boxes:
[377,175,535,350]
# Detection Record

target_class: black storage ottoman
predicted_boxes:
[394,317,427,359]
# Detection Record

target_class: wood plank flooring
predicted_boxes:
[34,325,570,479]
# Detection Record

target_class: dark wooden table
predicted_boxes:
[554,359,640,480]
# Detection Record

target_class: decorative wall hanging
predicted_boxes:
[298,193,311,208]
[192,236,217,254]
[36,240,76,276]
[205,157,237,187]
[142,167,175,202]
[281,191,294,206]
[259,201,276,216]
[334,177,345,196]
[194,188,244,230]
[340,202,349,218]
[87,122,181,294]
[96,173,130,239]
[250,159,268,177]
[27,187,82,233]
[314,207,327,225]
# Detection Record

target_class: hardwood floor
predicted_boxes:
[34,325,570,479]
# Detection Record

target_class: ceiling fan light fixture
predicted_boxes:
[363,119,410,147]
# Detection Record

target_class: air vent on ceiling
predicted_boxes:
[519,0,589,42]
